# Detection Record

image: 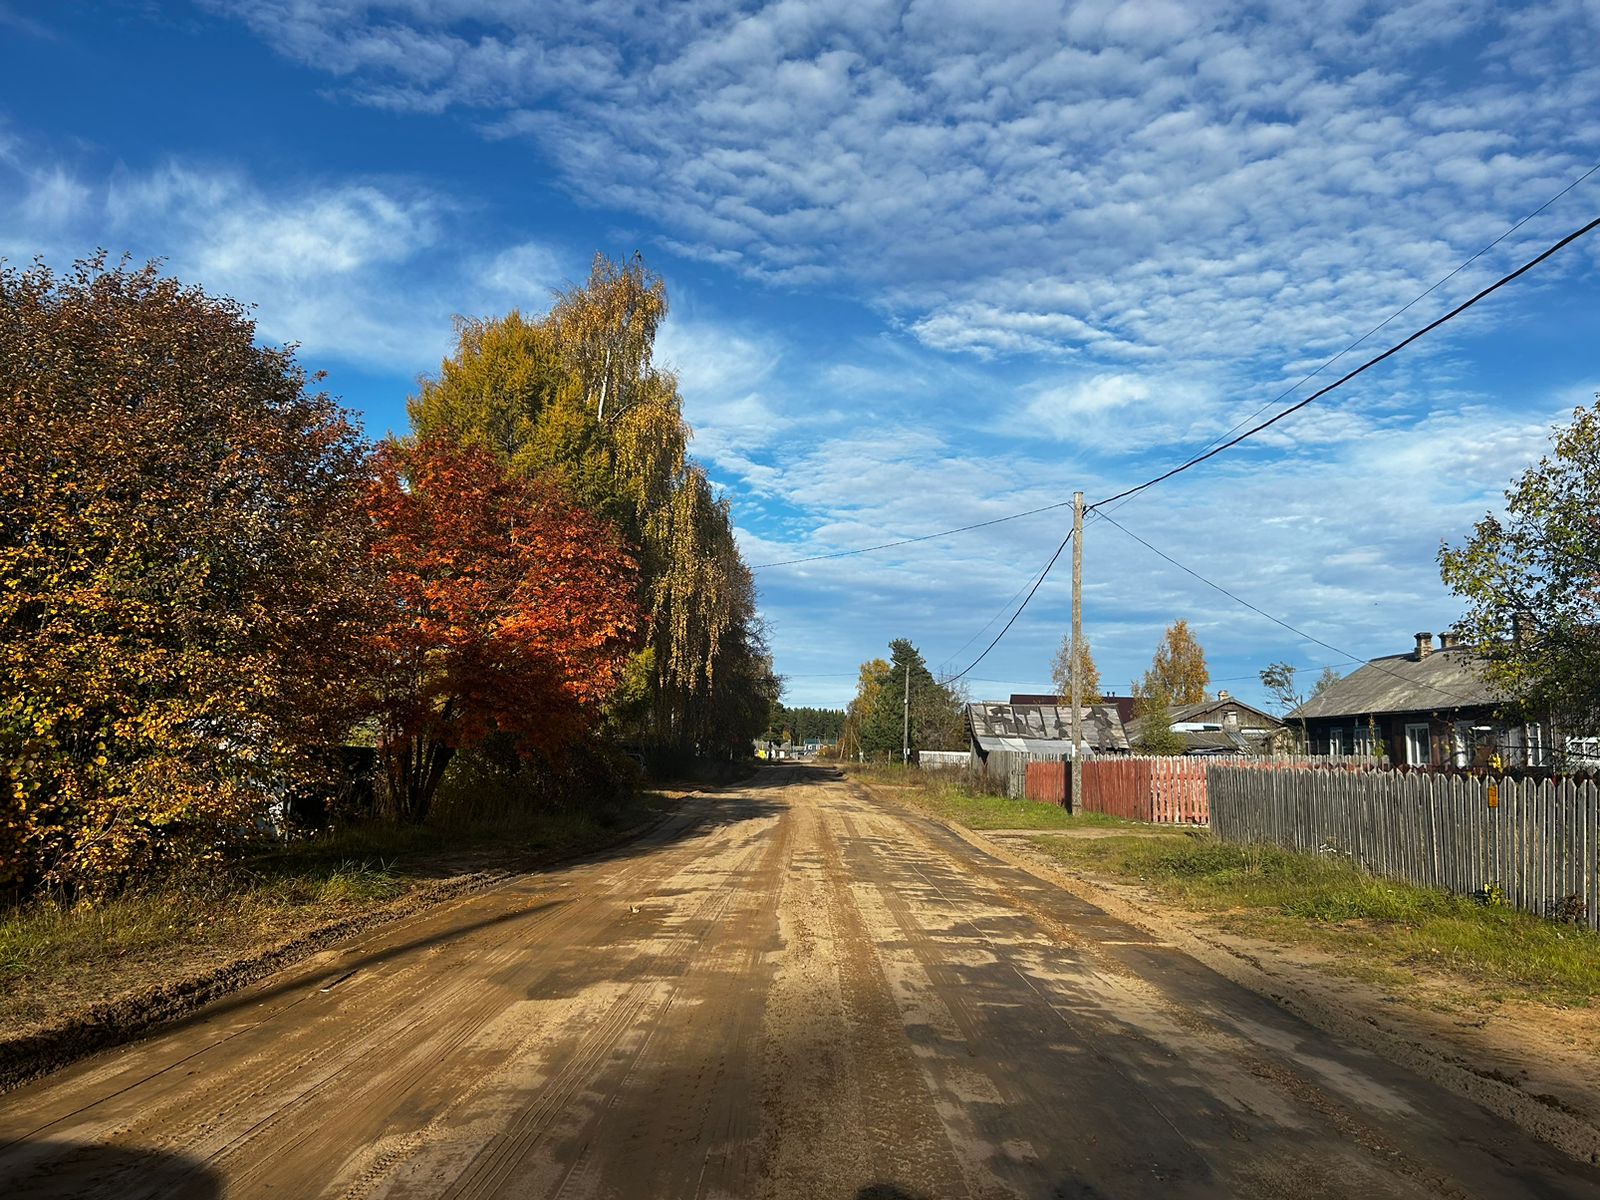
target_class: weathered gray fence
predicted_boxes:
[1208,766,1600,930]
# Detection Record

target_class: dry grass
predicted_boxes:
[848,764,1134,831]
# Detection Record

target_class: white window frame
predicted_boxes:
[1566,734,1600,765]
[1327,727,1345,756]
[1526,723,1549,767]
[1353,724,1373,756]
[1405,722,1431,767]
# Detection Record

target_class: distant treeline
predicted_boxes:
[764,705,846,746]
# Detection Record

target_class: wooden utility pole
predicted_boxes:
[901,656,912,765]
[1070,491,1084,812]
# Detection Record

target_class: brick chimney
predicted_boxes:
[1414,631,1433,660]
[1438,630,1461,651]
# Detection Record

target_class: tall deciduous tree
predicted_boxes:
[840,658,890,760]
[0,256,372,894]
[1141,620,1209,705]
[1440,399,1600,740]
[407,254,769,759]
[1050,632,1102,704]
[365,437,641,822]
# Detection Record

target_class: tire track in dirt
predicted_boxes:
[5,768,1600,1199]
[840,776,1597,1199]
[0,789,784,1199]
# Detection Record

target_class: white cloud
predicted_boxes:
[209,0,1599,406]
[0,142,571,374]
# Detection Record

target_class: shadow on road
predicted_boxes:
[0,1141,221,1199]
[5,777,796,1088]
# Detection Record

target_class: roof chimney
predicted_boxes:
[1414,631,1434,660]
[1217,689,1231,701]
[1512,612,1530,647]
[1438,630,1460,651]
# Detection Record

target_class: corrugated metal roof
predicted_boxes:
[967,703,1130,753]
[1293,647,1503,719]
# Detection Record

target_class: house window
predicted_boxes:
[1527,724,1549,767]
[1405,722,1431,767]
[1327,727,1345,756]
[1354,724,1372,756]
[1452,721,1472,769]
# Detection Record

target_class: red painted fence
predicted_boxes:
[1013,754,1388,824]
[1079,757,1210,824]
[1025,761,1067,805]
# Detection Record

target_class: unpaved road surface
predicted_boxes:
[3,765,1598,1199]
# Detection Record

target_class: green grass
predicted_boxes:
[0,854,409,1027]
[848,764,1134,831]
[1032,832,1600,1006]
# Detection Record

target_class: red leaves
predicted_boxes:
[364,436,642,817]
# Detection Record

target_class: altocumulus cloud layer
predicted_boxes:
[218,0,1600,366]
[4,1,1598,706]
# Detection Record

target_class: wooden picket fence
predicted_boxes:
[984,750,1038,801]
[979,750,1384,819]
[1208,766,1600,930]
[1078,756,1210,824]
[1025,760,1067,804]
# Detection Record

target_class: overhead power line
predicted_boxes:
[947,528,1074,681]
[1088,211,1600,513]
[1132,160,1600,500]
[1093,510,1485,707]
[751,164,1599,569]
[750,499,1073,569]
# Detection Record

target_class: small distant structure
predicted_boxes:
[968,702,1130,767]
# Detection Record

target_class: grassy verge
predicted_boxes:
[0,788,671,1036]
[1031,831,1600,1007]
[847,764,1134,831]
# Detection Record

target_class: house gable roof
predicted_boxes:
[1292,647,1503,719]
[967,702,1130,754]
[1165,698,1283,728]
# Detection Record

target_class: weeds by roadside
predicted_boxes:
[1031,832,1600,1006]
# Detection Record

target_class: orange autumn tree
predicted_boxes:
[0,255,372,896]
[365,436,641,822]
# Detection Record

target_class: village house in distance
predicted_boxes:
[1009,692,1285,756]
[1294,630,1550,768]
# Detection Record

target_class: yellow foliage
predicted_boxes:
[406,254,765,753]
[1,256,372,897]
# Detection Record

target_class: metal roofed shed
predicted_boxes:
[967,702,1130,759]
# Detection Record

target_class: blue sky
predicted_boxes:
[4,1,1598,714]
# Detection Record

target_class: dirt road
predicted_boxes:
[3,765,1598,1199]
